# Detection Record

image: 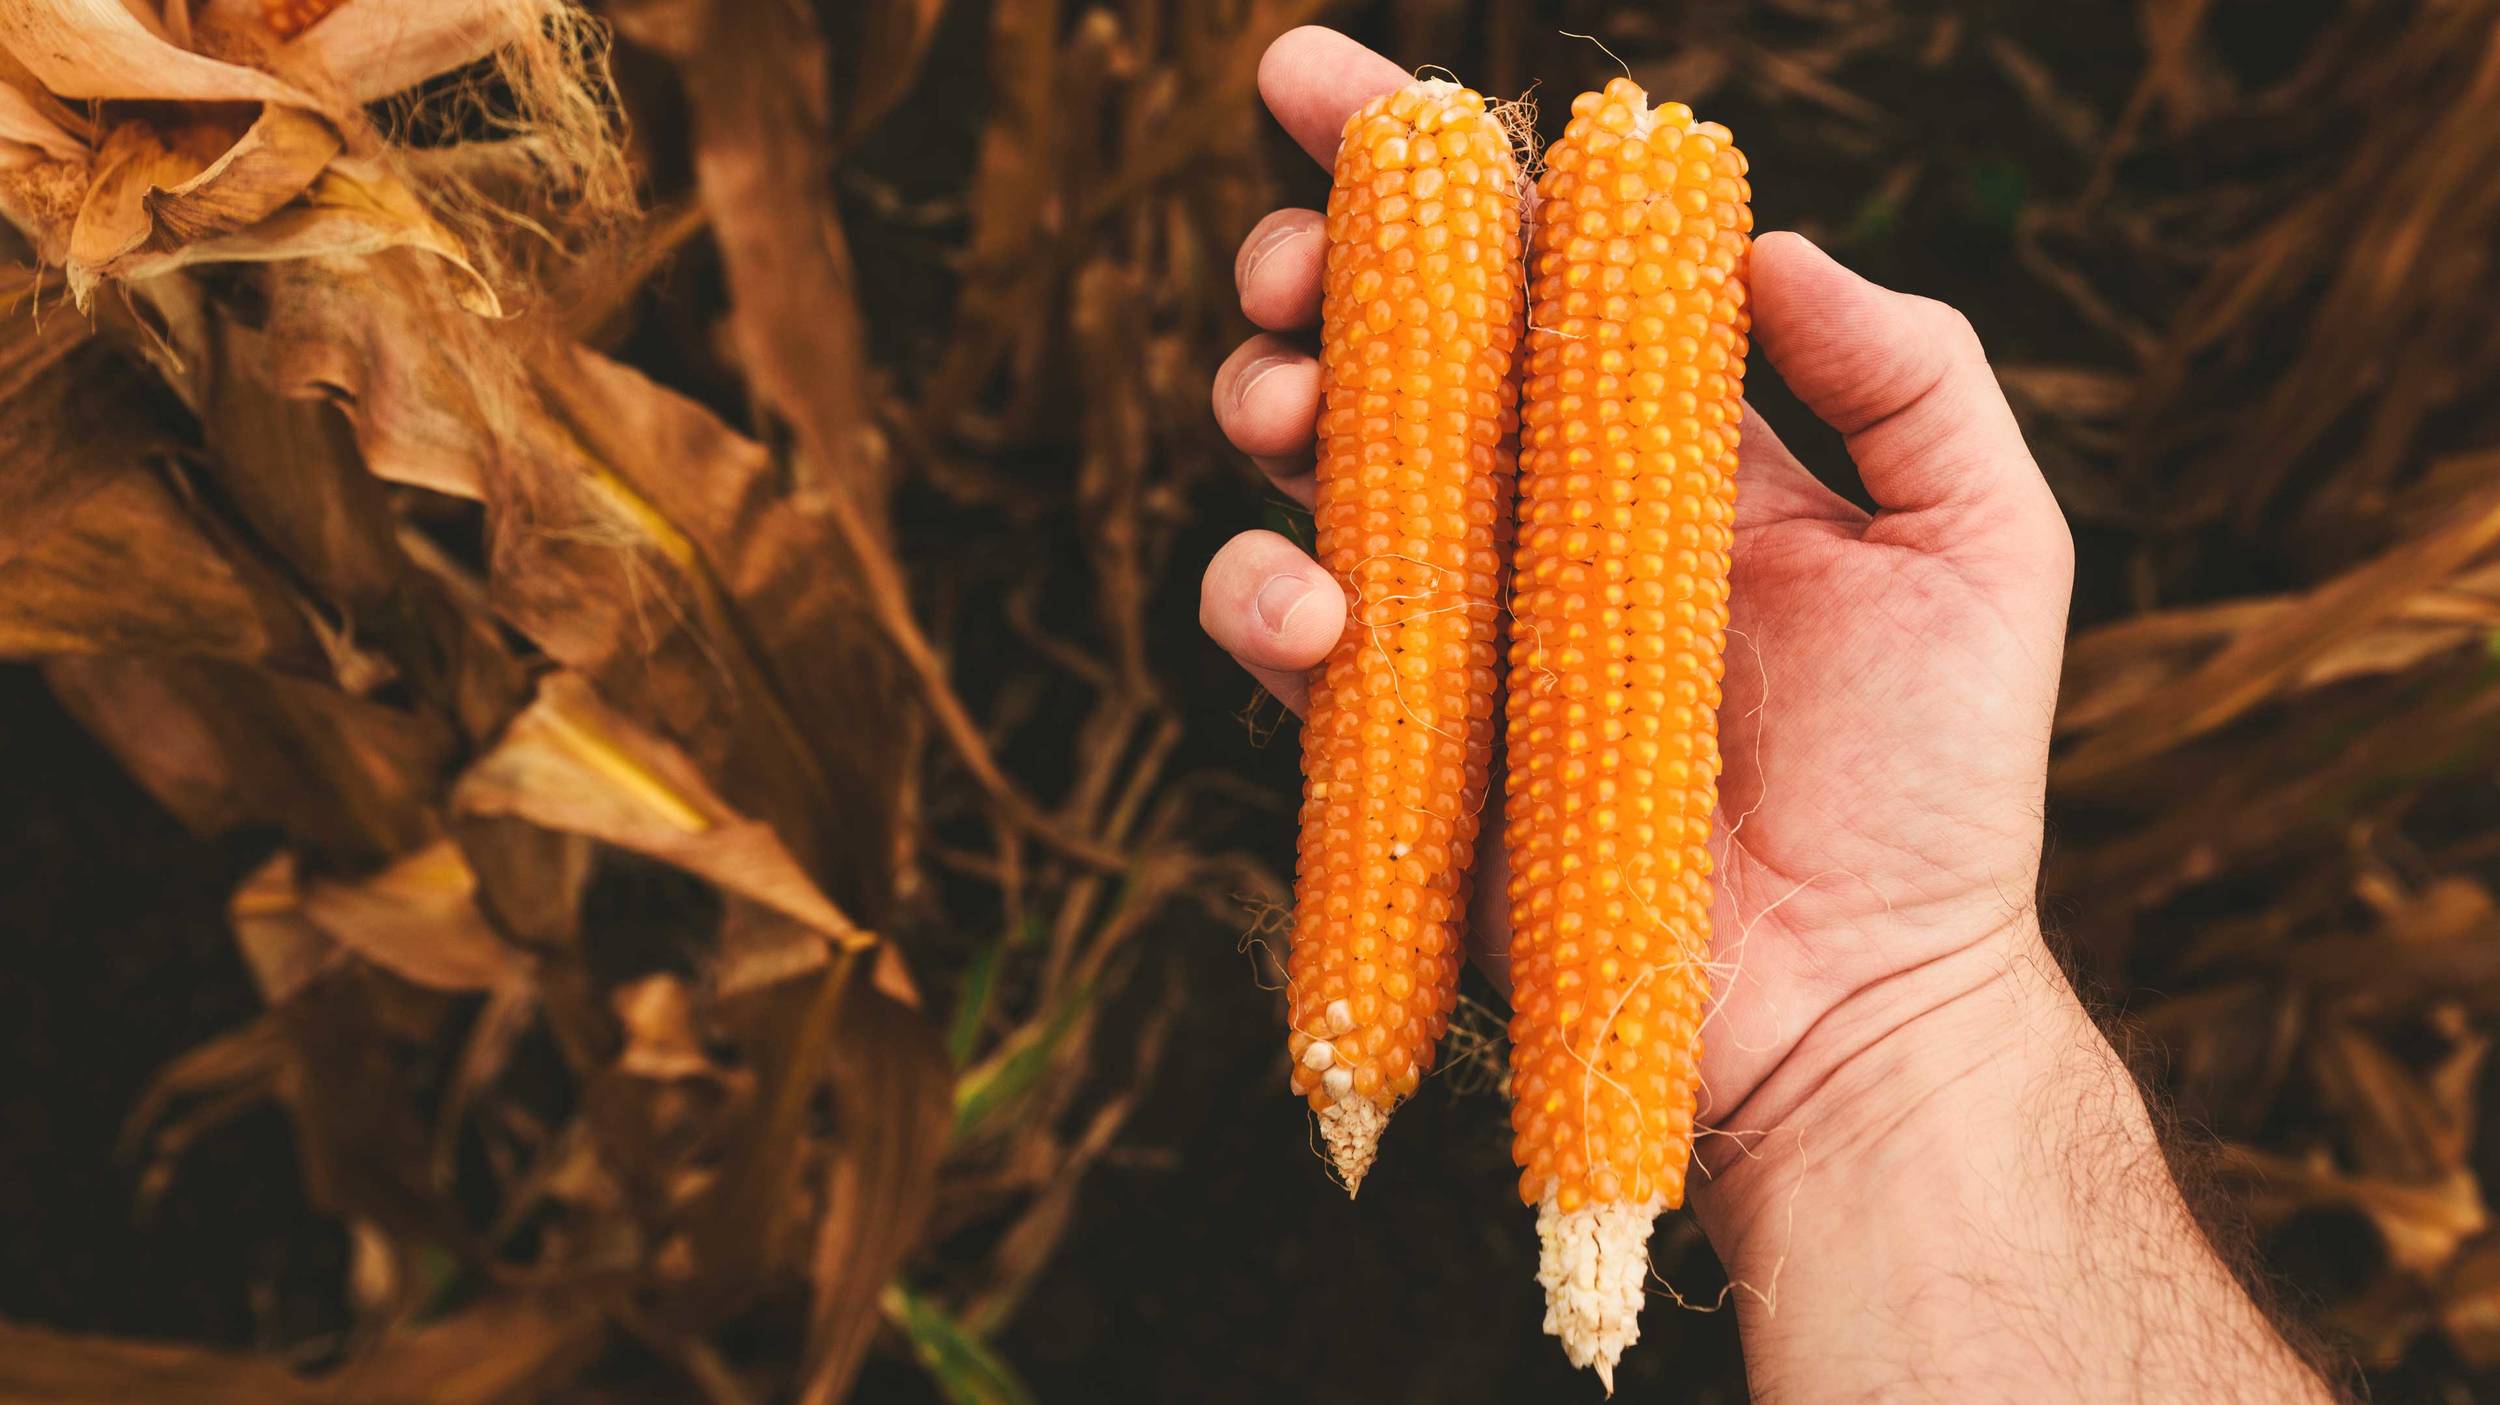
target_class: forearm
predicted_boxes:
[1695,926,2338,1404]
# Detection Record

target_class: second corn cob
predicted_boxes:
[1506,77,1752,1386]
[1289,78,1524,1192]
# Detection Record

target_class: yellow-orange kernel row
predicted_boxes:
[1506,78,1752,1222]
[1289,79,1524,1189]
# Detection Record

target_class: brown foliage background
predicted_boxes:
[3,0,2500,1401]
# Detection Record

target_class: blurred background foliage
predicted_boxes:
[2,0,2499,1401]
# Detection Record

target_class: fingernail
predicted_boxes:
[1240,223,1305,287]
[1255,575,1315,635]
[1233,355,1291,410]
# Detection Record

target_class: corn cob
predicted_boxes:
[1289,78,1524,1193]
[1505,78,1751,1385]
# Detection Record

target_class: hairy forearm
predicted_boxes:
[1694,926,2338,1404]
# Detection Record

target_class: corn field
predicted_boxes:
[2,0,2498,1401]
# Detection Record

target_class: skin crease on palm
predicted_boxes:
[1204,27,2072,1153]
[1206,28,2343,1401]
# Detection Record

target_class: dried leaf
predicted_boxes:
[613,974,713,1080]
[275,0,557,104]
[0,463,324,666]
[115,162,502,315]
[799,962,953,1403]
[45,655,449,863]
[2444,1234,2500,1368]
[0,0,314,106]
[843,0,949,147]
[238,841,528,994]
[2226,1143,2488,1277]
[610,0,890,503]
[143,105,340,245]
[0,79,84,163]
[2059,474,2500,783]
[454,672,867,942]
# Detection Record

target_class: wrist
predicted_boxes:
[1689,918,2336,1403]
[1694,912,2088,1250]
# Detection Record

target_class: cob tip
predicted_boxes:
[1536,1193,1663,1393]
[1317,1094,1385,1196]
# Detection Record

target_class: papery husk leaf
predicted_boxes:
[112,162,502,315]
[66,116,233,295]
[284,0,557,104]
[0,0,316,106]
[44,655,449,863]
[145,104,340,245]
[0,79,84,162]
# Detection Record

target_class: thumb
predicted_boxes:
[1749,232,2063,551]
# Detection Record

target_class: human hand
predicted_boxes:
[1210,29,2337,1399]
[1203,24,2071,1190]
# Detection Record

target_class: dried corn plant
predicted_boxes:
[10,0,2500,1400]
[0,0,1312,1399]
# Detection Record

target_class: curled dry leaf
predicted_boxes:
[58,103,342,292]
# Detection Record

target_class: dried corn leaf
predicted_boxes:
[267,0,558,104]
[143,105,340,246]
[0,0,315,106]
[236,842,528,994]
[532,345,909,910]
[2444,1234,2500,1368]
[842,0,949,147]
[454,671,864,942]
[0,79,83,163]
[201,316,523,735]
[256,258,496,499]
[0,463,324,665]
[2059,474,2500,784]
[113,162,501,315]
[2226,1143,2488,1278]
[45,655,448,863]
[2307,1022,2466,1182]
[610,0,885,510]
[800,955,953,1403]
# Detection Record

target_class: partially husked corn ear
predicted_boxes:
[1505,78,1750,1386]
[1289,78,1524,1193]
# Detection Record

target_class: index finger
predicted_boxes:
[1257,26,1415,168]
